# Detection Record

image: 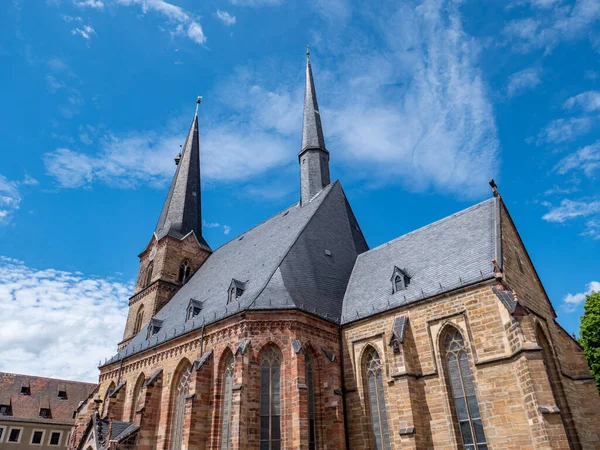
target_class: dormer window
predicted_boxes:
[57,384,67,399]
[391,266,410,293]
[20,382,30,395]
[146,318,163,340]
[186,298,203,321]
[178,260,191,284]
[0,397,11,415]
[227,279,246,304]
[39,408,51,418]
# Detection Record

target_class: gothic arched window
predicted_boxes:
[442,327,487,450]
[170,362,192,450]
[145,262,154,287]
[364,347,390,450]
[178,260,191,284]
[220,352,235,450]
[306,353,317,450]
[133,306,145,335]
[131,373,145,419]
[260,347,281,450]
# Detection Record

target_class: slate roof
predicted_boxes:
[154,111,210,250]
[103,181,368,366]
[341,198,499,324]
[301,53,327,154]
[0,372,96,425]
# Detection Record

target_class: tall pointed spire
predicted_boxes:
[300,48,331,205]
[154,97,210,250]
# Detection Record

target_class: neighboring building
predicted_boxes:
[0,373,96,450]
[70,52,600,450]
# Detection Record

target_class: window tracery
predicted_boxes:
[170,363,192,450]
[260,348,281,450]
[220,352,234,450]
[364,347,390,450]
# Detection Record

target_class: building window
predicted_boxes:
[8,428,22,443]
[390,267,410,293]
[20,383,31,395]
[227,279,246,304]
[40,407,51,418]
[48,431,62,446]
[186,299,203,321]
[443,327,487,450]
[133,305,145,334]
[31,430,45,445]
[306,353,317,450]
[58,383,67,399]
[0,403,11,415]
[170,362,192,450]
[220,352,234,450]
[0,426,5,442]
[131,373,146,418]
[145,262,154,287]
[365,347,391,450]
[260,347,281,450]
[146,319,163,340]
[178,260,191,283]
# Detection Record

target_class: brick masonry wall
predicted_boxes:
[73,311,346,450]
[341,283,571,450]
[500,201,600,448]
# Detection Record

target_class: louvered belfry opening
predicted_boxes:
[364,347,391,450]
[260,347,281,450]
[442,327,487,450]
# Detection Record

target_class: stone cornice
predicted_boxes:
[128,280,179,306]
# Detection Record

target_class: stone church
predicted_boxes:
[69,53,600,450]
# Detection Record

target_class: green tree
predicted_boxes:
[579,290,600,393]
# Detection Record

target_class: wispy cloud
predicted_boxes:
[542,198,600,222]
[116,0,206,44]
[229,0,283,6]
[563,90,600,112]
[507,67,542,97]
[203,220,232,235]
[73,0,104,8]
[0,256,130,381]
[534,117,594,144]
[216,10,236,26]
[563,280,600,312]
[0,175,38,224]
[503,0,600,53]
[554,141,600,177]
[71,24,96,40]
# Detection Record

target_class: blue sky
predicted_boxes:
[1,0,599,380]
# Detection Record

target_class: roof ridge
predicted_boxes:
[361,197,495,256]
[249,181,340,309]
[0,372,97,386]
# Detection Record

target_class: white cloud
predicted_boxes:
[216,10,236,26]
[116,0,206,45]
[71,24,96,39]
[534,117,594,144]
[542,198,600,222]
[230,0,283,6]
[563,90,600,112]
[203,220,232,235]
[503,0,600,53]
[73,0,104,8]
[0,176,22,223]
[507,67,542,97]
[554,141,600,177]
[0,256,130,381]
[563,280,600,312]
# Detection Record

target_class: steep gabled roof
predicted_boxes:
[342,198,499,324]
[0,372,96,425]
[104,181,368,365]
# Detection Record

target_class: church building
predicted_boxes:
[69,52,600,450]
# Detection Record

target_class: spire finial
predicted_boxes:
[306,45,310,61]
[196,95,202,114]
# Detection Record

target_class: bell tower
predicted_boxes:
[118,98,212,350]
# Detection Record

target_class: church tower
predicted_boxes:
[300,48,330,205]
[118,98,212,350]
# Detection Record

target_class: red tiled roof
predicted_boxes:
[0,372,97,425]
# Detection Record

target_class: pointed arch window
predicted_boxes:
[306,353,317,450]
[131,374,145,419]
[145,262,154,287]
[170,363,192,450]
[364,348,390,450]
[133,306,145,334]
[178,260,191,284]
[220,352,234,450]
[443,328,487,450]
[260,348,281,450]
